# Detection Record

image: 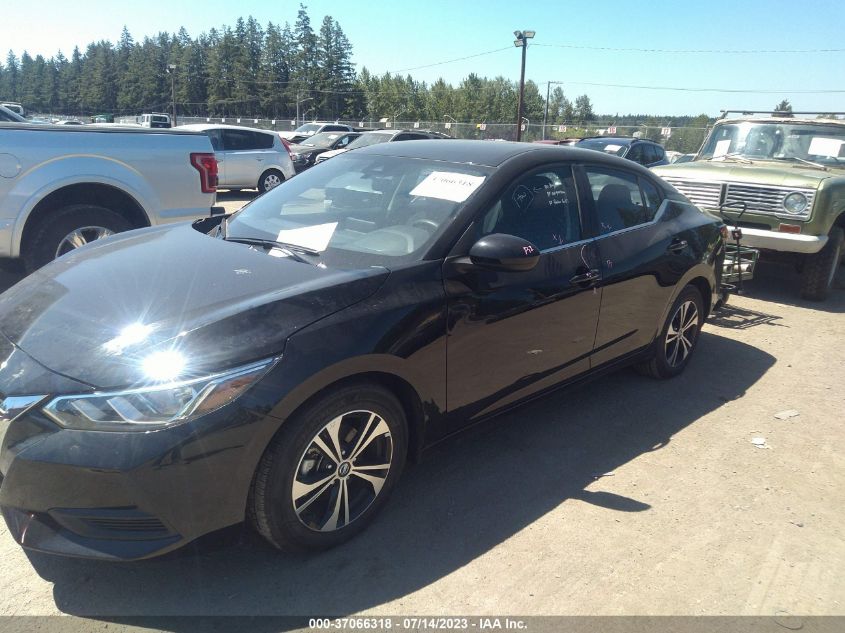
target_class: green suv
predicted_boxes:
[653,112,845,300]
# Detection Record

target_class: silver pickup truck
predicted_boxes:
[0,122,220,271]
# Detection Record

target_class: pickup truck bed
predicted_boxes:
[0,123,219,270]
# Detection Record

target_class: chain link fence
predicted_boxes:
[174,116,711,151]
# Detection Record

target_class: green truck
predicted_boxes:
[653,111,845,301]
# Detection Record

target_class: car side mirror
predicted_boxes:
[468,234,540,272]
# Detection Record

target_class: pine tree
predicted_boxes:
[2,51,19,102]
[292,3,318,120]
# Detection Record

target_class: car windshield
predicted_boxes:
[347,133,394,149]
[576,139,629,156]
[294,123,321,134]
[299,132,342,148]
[698,121,845,165]
[226,153,492,268]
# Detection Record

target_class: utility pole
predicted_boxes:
[513,30,535,142]
[542,80,563,140]
[167,64,177,127]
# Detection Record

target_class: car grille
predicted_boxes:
[83,517,169,534]
[663,179,722,209]
[663,177,816,218]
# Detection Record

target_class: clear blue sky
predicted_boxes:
[2,0,844,116]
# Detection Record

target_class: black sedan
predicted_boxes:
[0,141,726,560]
[290,131,360,172]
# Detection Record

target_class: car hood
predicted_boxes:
[653,160,835,188]
[0,223,389,390]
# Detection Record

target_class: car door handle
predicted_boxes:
[668,239,688,253]
[569,269,602,285]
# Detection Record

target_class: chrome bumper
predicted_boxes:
[739,228,828,255]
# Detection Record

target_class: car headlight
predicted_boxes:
[42,358,276,431]
[783,192,808,215]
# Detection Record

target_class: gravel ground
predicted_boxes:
[0,193,842,622]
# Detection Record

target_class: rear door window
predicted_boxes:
[644,143,664,164]
[626,144,645,164]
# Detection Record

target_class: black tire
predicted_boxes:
[248,383,408,552]
[800,226,844,301]
[23,204,132,272]
[258,169,284,193]
[638,285,704,380]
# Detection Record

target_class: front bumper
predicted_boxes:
[739,227,828,254]
[0,394,277,560]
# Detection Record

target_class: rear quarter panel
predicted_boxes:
[0,126,216,257]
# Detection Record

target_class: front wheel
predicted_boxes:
[248,384,408,552]
[258,169,284,193]
[801,226,843,301]
[638,285,704,379]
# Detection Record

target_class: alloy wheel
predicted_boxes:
[55,226,115,258]
[263,173,282,190]
[665,300,699,368]
[292,410,393,532]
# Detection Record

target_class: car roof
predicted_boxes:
[351,138,645,168]
[578,136,646,145]
[718,116,845,126]
[178,124,277,135]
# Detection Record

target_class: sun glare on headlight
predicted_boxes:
[142,350,187,382]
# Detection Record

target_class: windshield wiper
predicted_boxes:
[772,156,829,171]
[708,152,753,164]
[223,237,320,263]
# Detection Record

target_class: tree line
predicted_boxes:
[0,4,720,151]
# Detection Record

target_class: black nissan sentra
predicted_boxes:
[0,141,726,560]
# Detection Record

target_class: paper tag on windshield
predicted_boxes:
[276,222,338,252]
[410,172,485,203]
[714,139,731,157]
[604,144,622,152]
[808,137,843,157]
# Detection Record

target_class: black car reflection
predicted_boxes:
[0,140,725,560]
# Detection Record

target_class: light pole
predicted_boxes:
[166,64,177,127]
[513,29,535,142]
[296,93,314,127]
[393,107,406,129]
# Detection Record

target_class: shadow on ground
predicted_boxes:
[23,331,775,623]
[738,260,845,314]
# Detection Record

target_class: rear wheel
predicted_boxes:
[258,169,284,193]
[638,285,704,379]
[23,204,132,272]
[801,226,843,301]
[249,383,407,552]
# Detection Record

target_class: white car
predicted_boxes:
[180,124,296,192]
[277,122,354,144]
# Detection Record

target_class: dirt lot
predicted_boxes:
[0,193,843,621]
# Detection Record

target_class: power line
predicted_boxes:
[385,47,512,74]
[535,43,845,54]
[559,81,845,94]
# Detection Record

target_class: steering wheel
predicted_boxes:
[412,218,440,233]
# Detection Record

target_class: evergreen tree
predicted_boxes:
[574,94,595,123]
[2,51,19,102]
[292,3,318,117]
